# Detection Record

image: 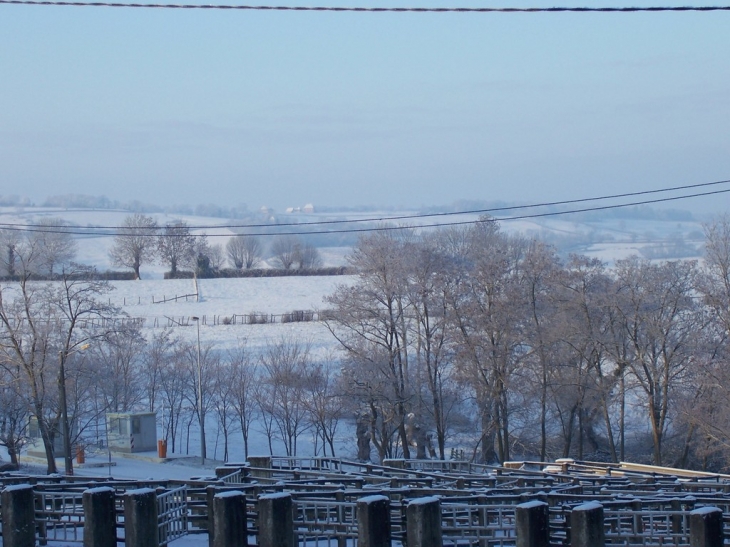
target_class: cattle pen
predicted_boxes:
[0,456,728,547]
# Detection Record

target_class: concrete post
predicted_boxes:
[212,490,247,547]
[259,492,294,547]
[383,459,406,470]
[406,496,442,547]
[248,456,272,479]
[124,488,158,547]
[357,495,391,547]
[671,499,682,535]
[516,500,549,547]
[207,485,217,547]
[570,502,604,547]
[690,507,723,547]
[83,486,117,547]
[1,484,36,547]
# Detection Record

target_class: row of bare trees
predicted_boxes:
[109,214,320,278]
[0,219,77,278]
[3,214,730,472]
[323,215,730,470]
[0,256,345,471]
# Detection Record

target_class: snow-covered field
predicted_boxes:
[108,275,352,356]
[0,205,716,476]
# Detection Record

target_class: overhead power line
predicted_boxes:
[0,182,727,238]
[1,177,728,232]
[1,0,730,10]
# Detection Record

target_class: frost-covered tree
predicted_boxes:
[108,214,158,279]
[0,264,118,473]
[31,218,77,276]
[226,235,263,269]
[270,235,300,270]
[157,221,196,277]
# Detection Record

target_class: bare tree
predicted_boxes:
[445,220,527,463]
[108,214,158,280]
[0,365,30,466]
[210,357,238,462]
[678,215,730,468]
[614,257,701,465]
[0,263,118,473]
[157,221,196,277]
[325,229,415,460]
[227,235,263,269]
[227,339,257,459]
[270,235,300,270]
[300,356,345,457]
[0,229,22,277]
[141,328,177,413]
[296,242,323,270]
[257,337,311,456]
[158,350,188,453]
[88,327,147,413]
[406,234,461,459]
[183,340,218,461]
[31,218,77,276]
[206,243,225,272]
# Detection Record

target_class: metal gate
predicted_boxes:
[35,490,86,544]
[158,485,189,546]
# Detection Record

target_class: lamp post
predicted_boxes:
[191,317,205,464]
[59,343,89,476]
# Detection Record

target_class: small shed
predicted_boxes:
[106,412,157,453]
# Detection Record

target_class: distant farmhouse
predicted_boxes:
[285,204,315,214]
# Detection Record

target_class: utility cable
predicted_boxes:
[0,185,726,237]
[1,1,730,11]
[2,178,728,232]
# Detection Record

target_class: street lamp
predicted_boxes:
[191,317,205,465]
[59,343,89,476]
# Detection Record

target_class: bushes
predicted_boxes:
[163,267,349,279]
[281,310,314,323]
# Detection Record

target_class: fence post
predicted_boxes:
[248,455,273,478]
[406,496,442,547]
[671,498,682,535]
[212,491,247,547]
[259,492,294,547]
[690,507,723,547]
[83,486,116,547]
[124,488,158,547]
[570,501,604,547]
[207,485,218,547]
[1,484,35,547]
[357,495,390,547]
[516,500,550,547]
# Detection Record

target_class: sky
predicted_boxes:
[1,0,729,213]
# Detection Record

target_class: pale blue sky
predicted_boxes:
[1,0,729,212]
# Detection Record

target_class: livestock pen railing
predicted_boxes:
[158,485,189,546]
[35,489,87,544]
[2,457,730,547]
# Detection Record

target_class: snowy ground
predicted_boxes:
[107,275,354,359]
[16,445,226,482]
